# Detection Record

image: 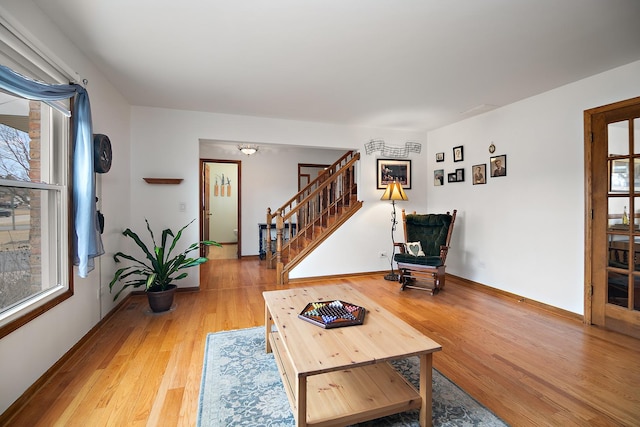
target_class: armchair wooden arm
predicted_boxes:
[394,242,406,254]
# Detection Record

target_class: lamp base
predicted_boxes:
[384,272,399,281]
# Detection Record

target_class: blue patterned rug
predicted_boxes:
[197,327,509,427]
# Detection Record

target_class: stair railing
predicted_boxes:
[265,151,360,277]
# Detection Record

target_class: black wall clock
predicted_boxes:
[93,133,112,173]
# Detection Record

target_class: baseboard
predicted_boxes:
[284,270,582,322]
[288,270,390,284]
[448,273,583,322]
[0,294,132,426]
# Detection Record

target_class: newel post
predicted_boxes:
[276,210,284,284]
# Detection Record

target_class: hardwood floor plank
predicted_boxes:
[1,258,639,426]
[45,370,103,427]
[157,387,185,426]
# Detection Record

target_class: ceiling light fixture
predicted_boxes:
[238,144,258,156]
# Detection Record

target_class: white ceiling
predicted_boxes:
[32,0,640,131]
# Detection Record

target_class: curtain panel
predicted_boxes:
[0,65,104,278]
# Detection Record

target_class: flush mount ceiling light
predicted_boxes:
[238,144,259,155]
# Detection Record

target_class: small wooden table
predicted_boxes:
[263,284,441,427]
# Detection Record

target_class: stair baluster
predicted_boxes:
[265,151,363,284]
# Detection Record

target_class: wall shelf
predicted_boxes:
[143,178,183,185]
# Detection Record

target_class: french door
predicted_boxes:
[586,96,640,338]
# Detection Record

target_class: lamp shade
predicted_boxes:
[380,181,408,201]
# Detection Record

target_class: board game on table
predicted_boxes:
[297,299,366,328]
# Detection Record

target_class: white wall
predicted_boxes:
[200,143,349,254]
[127,60,640,306]
[426,60,640,314]
[131,107,426,286]
[1,0,638,416]
[0,0,131,415]
[199,141,432,278]
[293,143,431,278]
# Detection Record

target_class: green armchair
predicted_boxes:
[394,209,457,294]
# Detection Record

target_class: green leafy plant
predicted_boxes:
[109,218,220,301]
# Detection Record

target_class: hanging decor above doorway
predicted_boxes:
[214,174,232,197]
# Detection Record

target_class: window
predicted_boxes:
[0,91,72,338]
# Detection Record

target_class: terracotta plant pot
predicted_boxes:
[147,284,177,313]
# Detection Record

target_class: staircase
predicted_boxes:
[265,151,362,284]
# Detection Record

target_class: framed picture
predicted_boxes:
[453,145,464,162]
[456,168,465,182]
[377,159,411,189]
[447,172,457,183]
[472,164,486,185]
[434,169,444,186]
[436,152,445,162]
[609,158,640,192]
[490,154,507,177]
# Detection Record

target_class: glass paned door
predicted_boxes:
[588,98,640,338]
[607,120,636,309]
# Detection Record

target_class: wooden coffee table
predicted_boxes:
[263,284,441,427]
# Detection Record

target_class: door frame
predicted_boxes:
[584,95,640,330]
[298,163,329,191]
[199,158,241,258]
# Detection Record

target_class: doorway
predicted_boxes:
[200,159,241,259]
[585,95,640,338]
[298,163,329,190]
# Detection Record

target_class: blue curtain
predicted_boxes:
[0,65,104,278]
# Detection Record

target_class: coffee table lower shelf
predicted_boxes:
[269,331,422,427]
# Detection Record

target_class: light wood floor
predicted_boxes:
[3,258,640,426]
[205,243,238,260]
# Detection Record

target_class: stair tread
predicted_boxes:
[265,151,362,284]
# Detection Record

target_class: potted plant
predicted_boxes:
[109,218,220,312]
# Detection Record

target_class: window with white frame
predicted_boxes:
[0,90,71,336]
[0,14,76,336]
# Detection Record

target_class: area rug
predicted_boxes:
[197,327,509,427]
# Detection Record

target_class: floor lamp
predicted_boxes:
[380,181,408,281]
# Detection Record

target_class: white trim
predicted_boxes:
[0,95,71,330]
[0,178,63,191]
[0,7,81,84]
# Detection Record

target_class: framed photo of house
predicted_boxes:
[456,168,465,182]
[434,169,444,186]
[377,159,411,189]
[453,146,464,162]
[436,152,445,162]
[490,154,507,177]
[473,164,486,185]
[447,172,457,183]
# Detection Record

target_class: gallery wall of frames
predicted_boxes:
[434,143,507,187]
